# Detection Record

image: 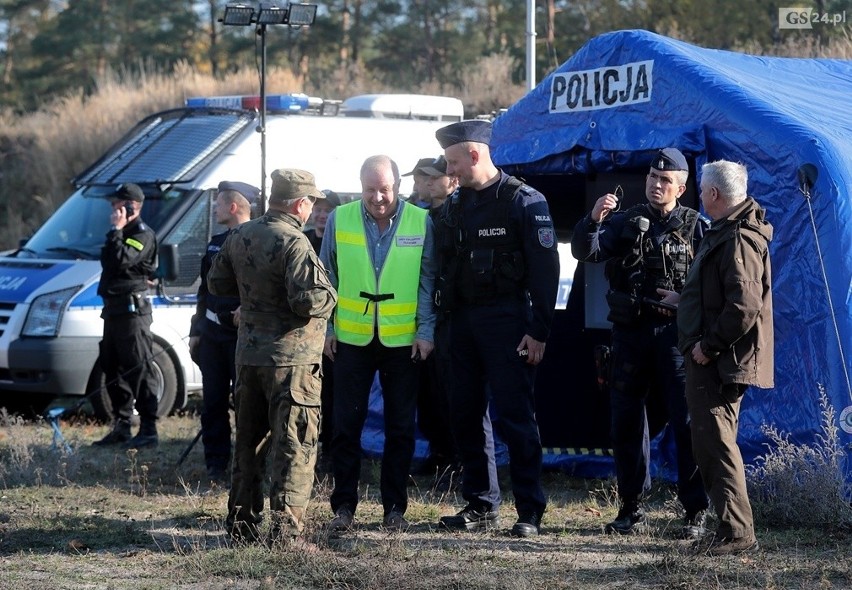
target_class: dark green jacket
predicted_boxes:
[677,197,774,388]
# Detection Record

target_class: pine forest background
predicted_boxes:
[0,0,850,249]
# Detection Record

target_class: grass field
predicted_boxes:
[1,408,850,590]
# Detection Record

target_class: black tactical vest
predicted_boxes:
[606,203,699,299]
[439,176,527,305]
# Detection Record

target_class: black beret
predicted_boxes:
[218,181,261,205]
[651,148,688,172]
[419,155,448,177]
[402,157,435,177]
[115,182,145,202]
[435,120,492,149]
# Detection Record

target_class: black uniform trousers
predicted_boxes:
[449,301,546,518]
[608,317,708,515]
[330,339,419,516]
[100,311,158,426]
[416,318,457,466]
[198,318,237,472]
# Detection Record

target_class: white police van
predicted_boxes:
[0,93,461,419]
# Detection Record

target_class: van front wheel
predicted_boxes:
[89,340,179,423]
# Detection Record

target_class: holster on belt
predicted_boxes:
[102,293,147,317]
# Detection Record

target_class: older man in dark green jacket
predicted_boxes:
[673,159,773,556]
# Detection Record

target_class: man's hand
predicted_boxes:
[412,339,434,362]
[691,341,712,365]
[323,334,338,361]
[591,193,620,223]
[517,334,546,366]
[231,306,241,327]
[110,204,128,230]
[654,288,680,317]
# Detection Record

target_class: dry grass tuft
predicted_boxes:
[747,385,852,530]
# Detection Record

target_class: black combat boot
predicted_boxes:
[124,422,158,449]
[92,419,132,446]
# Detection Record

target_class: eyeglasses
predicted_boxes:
[612,184,623,212]
[303,195,317,204]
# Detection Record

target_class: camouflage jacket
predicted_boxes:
[207,209,338,366]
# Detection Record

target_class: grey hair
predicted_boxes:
[701,160,747,205]
[361,154,400,183]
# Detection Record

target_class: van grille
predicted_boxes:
[0,301,15,338]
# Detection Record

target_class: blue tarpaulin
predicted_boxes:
[486,29,852,479]
[360,30,852,483]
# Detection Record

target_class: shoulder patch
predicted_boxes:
[125,237,145,252]
[521,190,546,207]
[538,227,555,248]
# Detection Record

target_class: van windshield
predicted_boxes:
[15,188,191,260]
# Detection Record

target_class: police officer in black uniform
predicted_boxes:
[189,181,259,481]
[434,120,560,538]
[93,182,160,449]
[571,148,710,538]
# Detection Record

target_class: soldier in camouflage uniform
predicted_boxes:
[207,169,337,542]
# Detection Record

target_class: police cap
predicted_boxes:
[115,182,145,202]
[435,119,492,149]
[651,148,688,172]
[217,181,261,205]
[269,168,324,204]
[419,155,448,177]
[320,189,341,208]
[402,157,435,177]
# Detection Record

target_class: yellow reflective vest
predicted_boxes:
[334,201,427,347]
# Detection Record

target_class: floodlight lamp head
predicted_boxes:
[258,2,288,25]
[287,3,317,27]
[222,2,255,26]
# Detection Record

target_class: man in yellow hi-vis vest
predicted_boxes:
[320,155,437,532]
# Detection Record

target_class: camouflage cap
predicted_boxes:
[269,169,324,204]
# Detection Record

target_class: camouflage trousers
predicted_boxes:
[227,363,322,541]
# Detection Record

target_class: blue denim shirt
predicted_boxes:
[320,198,436,343]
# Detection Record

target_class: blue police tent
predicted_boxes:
[485,29,852,480]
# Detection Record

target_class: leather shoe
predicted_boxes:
[605,505,647,535]
[382,511,410,531]
[707,535,760,556]
[439,505,500,531]
[511,512,542,537]
[329,507,354,532]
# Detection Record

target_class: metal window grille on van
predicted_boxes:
[74,109,256,187]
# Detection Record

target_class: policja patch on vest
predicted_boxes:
[538,227,555,248]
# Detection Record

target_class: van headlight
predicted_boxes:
[22,286,81,337]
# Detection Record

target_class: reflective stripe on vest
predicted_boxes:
[334,201,427,347]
